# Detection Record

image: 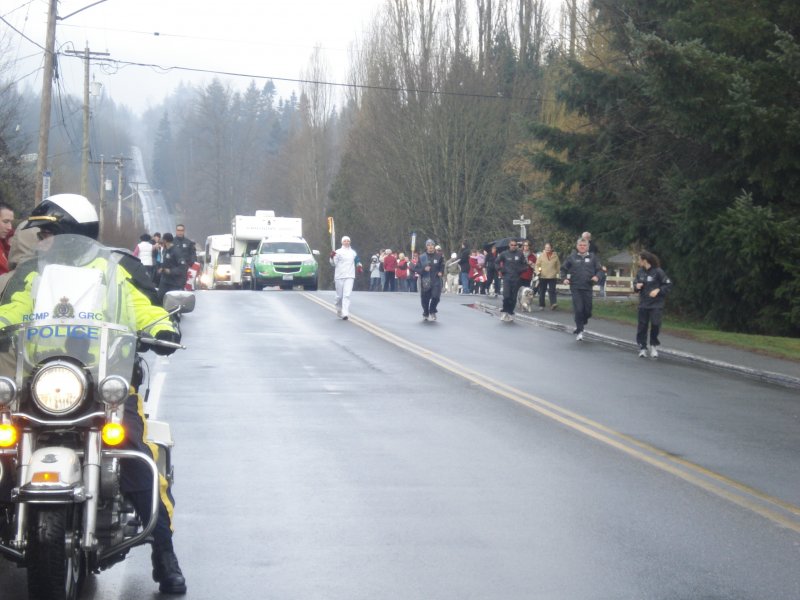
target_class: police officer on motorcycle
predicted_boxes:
[0,194,187,594]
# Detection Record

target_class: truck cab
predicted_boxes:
[200,233,233,289]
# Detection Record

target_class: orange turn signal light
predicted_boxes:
[31,471,59,483]
[102,422,125,446]
[0,423,16,447]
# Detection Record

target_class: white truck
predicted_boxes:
[199,233,234,289]
[230,211,303,288]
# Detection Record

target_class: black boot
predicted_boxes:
[152,544,187,594]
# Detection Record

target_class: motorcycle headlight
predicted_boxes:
[31,361,87,415]
[99,375,129,407]
[0,377,16,407]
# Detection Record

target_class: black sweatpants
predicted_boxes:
[502,278,522,314]
[570,288,593,332]
[636,306,663,348]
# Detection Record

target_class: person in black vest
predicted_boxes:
[157,233,187,302]
[172,224,196,279]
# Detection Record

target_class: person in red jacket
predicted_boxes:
[383,249,398,291]
[0,202,15,276]
[396,252,410,292]
[519,240,537,289]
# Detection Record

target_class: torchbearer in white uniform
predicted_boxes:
[330,235,361,320]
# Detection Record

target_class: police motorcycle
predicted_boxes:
[0,234,191,600]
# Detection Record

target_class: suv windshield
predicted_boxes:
[259,242,309,254]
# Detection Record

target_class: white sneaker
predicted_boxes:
[507,314,514,322]
[431,313,437,321]
[576,331,583,341]
[336,309,342,318]
[638,348,647,358]
[649,346,659,358]
[499,312,507,321]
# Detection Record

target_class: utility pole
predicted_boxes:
[90,155,107,232]
[65,45,109,198]
[34,0,58,206]
[114,155,131,229]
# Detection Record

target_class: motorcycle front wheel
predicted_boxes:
[26,506,86,600]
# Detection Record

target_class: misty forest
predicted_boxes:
[1,0,799,335]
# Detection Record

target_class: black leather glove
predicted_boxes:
[152,330,181,356]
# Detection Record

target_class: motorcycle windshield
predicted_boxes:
[0,235,138,394]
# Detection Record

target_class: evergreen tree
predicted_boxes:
[152,111,176,207]
[528,0,800,334]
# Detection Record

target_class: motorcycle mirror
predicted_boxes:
[163,291,195,314]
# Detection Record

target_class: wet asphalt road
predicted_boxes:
[3,289,800,599]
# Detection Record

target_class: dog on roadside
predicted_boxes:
[517,286,534,313]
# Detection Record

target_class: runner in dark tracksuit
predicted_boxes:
[496,240,528,321]
[560,238,602,339]
[635,250,672,356]
[412,240,444,320]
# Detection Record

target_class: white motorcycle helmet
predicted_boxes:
[25,194,100,240]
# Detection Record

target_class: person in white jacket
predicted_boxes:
[330,235,361,320]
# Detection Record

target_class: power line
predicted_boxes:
[0,0,38,19]
[0,14,47,51]
[7,62,43,86]
[57,22,349,54]
[5,13,563,105]
[84,56,539,102]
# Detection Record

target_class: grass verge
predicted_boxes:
[573,297,800,362]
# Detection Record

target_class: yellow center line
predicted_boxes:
[303,292,800,533]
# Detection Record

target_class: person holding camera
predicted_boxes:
[369,254,381,291]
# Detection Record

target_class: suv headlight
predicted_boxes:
[0,377,16,407]
[32,361,87,415]
[303,258,316,266]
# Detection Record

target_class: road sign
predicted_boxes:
[512,214,531,239]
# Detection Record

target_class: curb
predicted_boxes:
[473,301,800,391]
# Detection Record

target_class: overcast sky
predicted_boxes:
[2,0,564,116]
[2,0,381,115]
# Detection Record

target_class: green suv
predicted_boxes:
[252,236,319,290]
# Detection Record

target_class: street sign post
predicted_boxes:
[512,214,531,239]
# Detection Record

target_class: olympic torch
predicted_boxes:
[327,216,336,252]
